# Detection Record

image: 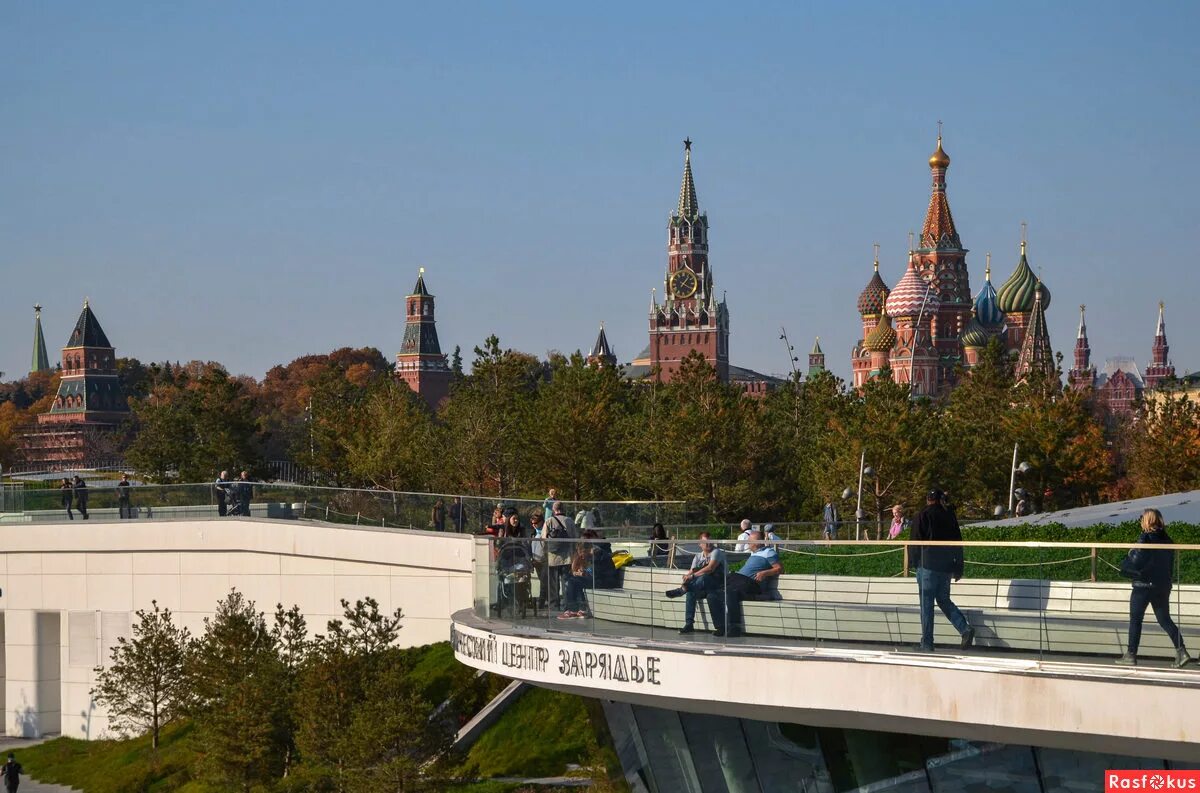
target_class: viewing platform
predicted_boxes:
[454,535,1200,766]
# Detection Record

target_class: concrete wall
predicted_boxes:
[0,518,475,739]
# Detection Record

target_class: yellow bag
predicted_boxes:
[611,551,634,569]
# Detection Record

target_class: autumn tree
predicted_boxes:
[1127,393,1200,496]
[90,601,191,750]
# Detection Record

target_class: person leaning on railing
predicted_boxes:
[1116,508,1195,668]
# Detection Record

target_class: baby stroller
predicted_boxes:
[492,540,536,619]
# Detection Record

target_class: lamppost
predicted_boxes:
[843,451,875,540]
[1007,443,1031,516]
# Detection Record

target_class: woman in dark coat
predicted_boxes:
[1117,508,1194,668]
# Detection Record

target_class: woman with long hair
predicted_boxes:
[1117,509,1194,668]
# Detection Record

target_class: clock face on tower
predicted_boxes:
[669,268,699,299]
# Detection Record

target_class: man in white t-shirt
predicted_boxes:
[733,519,753,552]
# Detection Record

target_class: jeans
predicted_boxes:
[1128,584,1185,655]
[564,574,594,612]
[720,574,760,634]
[916,567,969,648]
[546,564,568,610]
[682,574,724,627]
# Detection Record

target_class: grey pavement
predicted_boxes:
[0,737,77,792]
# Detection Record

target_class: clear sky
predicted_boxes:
[2,2,1197,383]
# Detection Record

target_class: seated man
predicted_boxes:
[714,530,781,638]
[664,532,726,634]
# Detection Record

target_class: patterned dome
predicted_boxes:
[864,313,897,352]
[973,269,1004,328]
[996,243,1051,314]
[857,264,890,317]
[960,317,989,349]
[884,259,940,318]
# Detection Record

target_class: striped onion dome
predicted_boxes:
[996,242,1051,314]
[973,270,1004,328]
[856,263,890,317]
[864,312,897,352]
[960,316,989,349]
[884,259,940,319]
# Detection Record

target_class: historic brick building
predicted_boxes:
[1069,302,1178,418]
[395,268,452,411]
[626,140,780,393]
[853,134,1056,394]
[23,300,129,469]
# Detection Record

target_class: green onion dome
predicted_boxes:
[996,242,1051,313]
[960,317,989,349]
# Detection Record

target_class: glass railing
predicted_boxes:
[471,536,1200,667]
[0,480,691,533]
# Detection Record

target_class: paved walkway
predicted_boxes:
[0,738,77,792]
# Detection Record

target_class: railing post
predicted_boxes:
[1090,546,1098,582]
[902,544,910,577]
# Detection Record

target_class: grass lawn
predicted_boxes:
[455,687,597,780]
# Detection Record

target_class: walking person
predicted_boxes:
[1,752,21,793]
[822,497,840,540]
[73,475,90,520]
[116,473,133,519]
[214,470,230,517]
[235,470,253,516]
[431,498,446,531]
[910,489,974,652]
[60,477,74,520]
[1117,508,1194,668]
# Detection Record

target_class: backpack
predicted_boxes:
[547,517,571,557]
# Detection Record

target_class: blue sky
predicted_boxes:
[2,2,1197,382]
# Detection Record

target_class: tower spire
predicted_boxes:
[1069,303,1095,390]
[31,303,50,374]
[1015,282,1054,381]
[1145,301,1174,389]
[677,138,699,219]
[920,127,960,250]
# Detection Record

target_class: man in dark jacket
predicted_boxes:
[910,489,974,652]
[1,752,22,792]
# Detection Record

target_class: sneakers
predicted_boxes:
[915,644,935,653]
[712,629,726,637]
[1115,653,1137,666]
[1175,648,1194,669]
[557,611,587,620]
[678,625,694,634]
[665,588,684,599]
[960,627,976,650]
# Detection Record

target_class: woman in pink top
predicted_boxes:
[887,504,908,540]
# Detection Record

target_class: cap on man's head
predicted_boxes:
[927,488,944,501]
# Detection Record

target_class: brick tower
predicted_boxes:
[24,299,129,468]
[1143,301,1175,390]
[915,130,972,394]
[1068,304,1096,390]
[807,337,826,377]
[648,139,730,382]
[395,268,452,410]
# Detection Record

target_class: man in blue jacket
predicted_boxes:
[910,489,974,652]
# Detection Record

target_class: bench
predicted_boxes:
[587,568,1200,661]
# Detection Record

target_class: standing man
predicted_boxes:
[733,519,753,552]
[449,496,465,532]
[1,752,21,793]
[235,470,253,517]
[542,488,559,523]
[910,488,974,652]
[73,475,90,520]
[822,497,840,540]
[543,501,577,612]
[60,477,74,520]
[116,473,133,519]
[665,532,727,634]
[214,470,230,517]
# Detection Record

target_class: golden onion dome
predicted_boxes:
[928,136,950,169]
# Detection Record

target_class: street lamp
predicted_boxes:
[844,451,875,540]
[1007,443,1031,516]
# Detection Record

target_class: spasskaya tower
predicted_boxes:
[648,139,730,382]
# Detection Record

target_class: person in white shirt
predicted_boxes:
[733,519,753,552]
